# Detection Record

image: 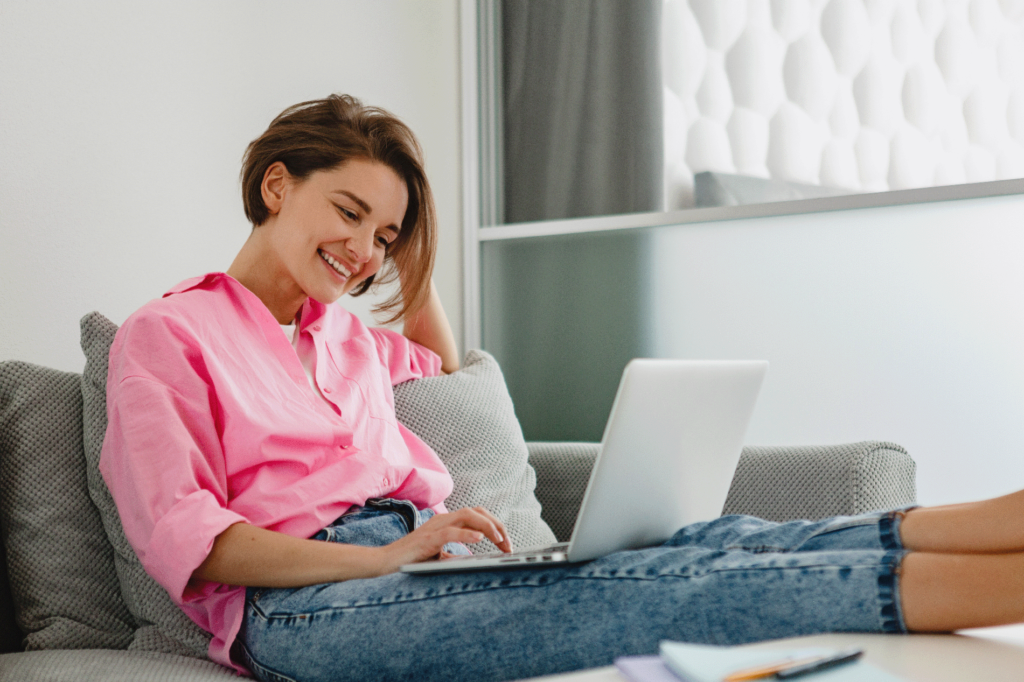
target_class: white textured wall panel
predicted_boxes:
[664,0,1024,208]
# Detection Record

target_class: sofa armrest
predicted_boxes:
[528,440,917,541]
[722,441,917,522]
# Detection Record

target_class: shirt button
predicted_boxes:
[312,325,321,331]
[322,387,331,394]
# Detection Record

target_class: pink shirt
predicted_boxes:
[99,273,450,672]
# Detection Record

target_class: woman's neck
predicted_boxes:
[227,231,307,324]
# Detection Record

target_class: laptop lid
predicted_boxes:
[565,359,767,562]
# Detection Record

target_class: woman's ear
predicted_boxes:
[261,162,290,216]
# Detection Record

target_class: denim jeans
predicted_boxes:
[239,500,909,682]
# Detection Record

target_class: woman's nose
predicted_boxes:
[346,231,374,263]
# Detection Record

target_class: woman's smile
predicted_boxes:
[318,248,355,281]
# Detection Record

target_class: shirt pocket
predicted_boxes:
[323,335,393,422]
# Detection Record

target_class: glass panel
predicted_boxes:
[481,230,655,441]
[481,190,1024,506]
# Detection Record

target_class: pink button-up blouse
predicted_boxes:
[99,273,450,672]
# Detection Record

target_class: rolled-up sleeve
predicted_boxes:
[100,319,248,605]
[370,328,442,385]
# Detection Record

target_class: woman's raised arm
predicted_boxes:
[401,279,460,373]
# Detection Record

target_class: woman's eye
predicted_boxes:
[337,206,358,221]
[376,235,390,248]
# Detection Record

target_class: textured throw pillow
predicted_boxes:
[0,360,135,651]
[79,312,212,659]
[394,350,557,553]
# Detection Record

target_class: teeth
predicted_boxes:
[318,250,353,278]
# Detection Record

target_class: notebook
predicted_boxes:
[400,359,767,574]
[650,641,906,682]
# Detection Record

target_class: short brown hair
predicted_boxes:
[241,94,436,323]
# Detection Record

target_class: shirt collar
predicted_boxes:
[162,272,330,331]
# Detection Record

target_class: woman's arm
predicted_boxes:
[192,506,511,588]
[402,279,460,374]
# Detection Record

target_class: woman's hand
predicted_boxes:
[378,507,513,572]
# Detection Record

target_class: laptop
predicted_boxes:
[400,359,768,574]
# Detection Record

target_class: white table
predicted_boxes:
[527,624,1024,681]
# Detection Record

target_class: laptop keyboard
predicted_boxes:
[456,542,570,562]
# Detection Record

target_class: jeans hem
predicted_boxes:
[878,550,907,633]
[878,507,914,634]
[879,505,918,551]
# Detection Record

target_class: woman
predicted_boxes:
[101,94,1024,682]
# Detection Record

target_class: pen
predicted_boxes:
[775,648,863,679]
[720,648,864,682]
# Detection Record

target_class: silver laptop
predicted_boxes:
[400,359,768,574]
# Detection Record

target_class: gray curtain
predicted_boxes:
[485,1,662,442]
[502,0,664,222]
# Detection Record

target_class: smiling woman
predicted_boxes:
[237,95,437,326]
[96,93,1024,682]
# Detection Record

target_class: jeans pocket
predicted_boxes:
[240,641,300,682]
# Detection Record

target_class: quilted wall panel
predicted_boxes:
[663,0,1024,208]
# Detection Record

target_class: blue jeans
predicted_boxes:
[239,500,909,682]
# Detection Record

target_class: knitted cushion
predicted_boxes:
[394,350,557,552]
[79,313,212,659]
[0,649,239,681]
[0,361,134,651]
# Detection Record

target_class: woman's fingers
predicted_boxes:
[448,507,512,553]
[385,507,513,569]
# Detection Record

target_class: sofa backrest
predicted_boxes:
[0,360,136,652]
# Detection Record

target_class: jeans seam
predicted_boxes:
[251,581,566,622]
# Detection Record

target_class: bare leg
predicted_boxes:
[900,489,1024,554]
[901,551,1024,631]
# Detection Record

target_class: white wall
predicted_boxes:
[652,190,1024,506]
[0,0,462,373]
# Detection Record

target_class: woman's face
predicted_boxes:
[264,158,409,307]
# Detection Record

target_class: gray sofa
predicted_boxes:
[0,314,917,681]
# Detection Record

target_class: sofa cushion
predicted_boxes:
[0,361,134,651]
[0,649,239,681]
[80,313,212,659]
[394,350,556,552]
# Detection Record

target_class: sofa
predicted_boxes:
[0,312,917,681]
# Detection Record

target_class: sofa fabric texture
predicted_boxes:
[393,349,557,553]
[0,361,134,652]
[529,441,918,541]
[0,650,237,682]
[527,442,603,543]
[722,442,917,522]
